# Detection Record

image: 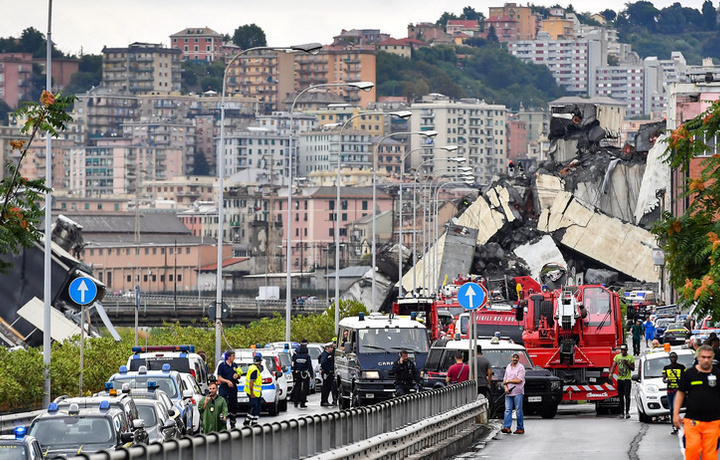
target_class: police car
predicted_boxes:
[28,400,143,457]
[133,398,181,443]
[632,347,695,422]
[107,364,196,434]
[126,345,209,394]
[0,427,42,460]
[216,351,283,415]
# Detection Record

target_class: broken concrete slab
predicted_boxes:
[635,133,671,226]
[538,190,657,282]
[513,235,567,281]
[572,161,645,222]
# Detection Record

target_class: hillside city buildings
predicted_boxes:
[0,2,717,295]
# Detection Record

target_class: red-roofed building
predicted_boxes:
[170,27,224,62]
[485,15,519,42]
[377,38,412,58]
[446,20,480,37]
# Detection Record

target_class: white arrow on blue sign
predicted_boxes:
[68,277,98,306]
[456,282,488,310]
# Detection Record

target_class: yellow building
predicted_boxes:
[540,18,575,39]
[488,3,538,40]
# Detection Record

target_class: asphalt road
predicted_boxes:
[455,403,683,460]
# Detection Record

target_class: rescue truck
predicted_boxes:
[512,263,624,414]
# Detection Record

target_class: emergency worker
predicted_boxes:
[663,352,685,435]
[609,344,634,419]
[320,342,337,406]
[291,341,312,408]
[216,350,240,428]
[392,349,420,396]
[243,354,263,427]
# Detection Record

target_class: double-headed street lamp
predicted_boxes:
[333,109,410,333]
[215,43,322,364]
[370,130,437,309]
[285,81,375,341]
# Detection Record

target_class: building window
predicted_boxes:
[178,274,182,282]
[127,275,131,282]
[143,274,148,282]
[362,200,368,210]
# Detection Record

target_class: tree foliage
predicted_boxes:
[652,99,720,318]
[0,91,74,271]
[181,60,225,94]
[232,24,267,50]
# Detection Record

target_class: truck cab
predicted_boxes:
[335,313,430,408]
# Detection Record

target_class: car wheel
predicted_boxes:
[268,400,279,416]
[279,398,287,412]
[637,406,649,423]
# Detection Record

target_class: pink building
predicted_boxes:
[170,27,224,62]
[275,186,393,272]
[0,53,33,108]
[506,117,528,162]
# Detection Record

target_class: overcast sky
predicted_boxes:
[1,0,711,56]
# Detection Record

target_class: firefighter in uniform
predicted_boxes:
[243,354,263,427]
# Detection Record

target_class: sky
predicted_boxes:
[1,0,712,56]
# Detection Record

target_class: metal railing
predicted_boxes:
[73,381,481,460]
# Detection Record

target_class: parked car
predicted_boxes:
[126,345,209,394]
[632,347,694,422]
[661,323,691,345]
[653,318,675,342]
[28,400,145,457]
[215,350,284,415]
[0,427,42,460]
[133,398,181,443]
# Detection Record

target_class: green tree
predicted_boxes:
[702,0,717,30]
[658,4,687,34]
[0,99,12,126]
[625,1,660,31]
[0,91,74,272]
[486,25,499,43]
[436,12,459,28]
[232,24,267,50]
[600,9,618,22]
[462,7,481,21]
[652,99,720,318]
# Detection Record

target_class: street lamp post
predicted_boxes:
[370,131,437,310]
[286,81,374,341]
[215,42,322,364]
[333,109,409,332]
[409,151,461,294]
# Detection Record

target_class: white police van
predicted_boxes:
[126,345,209,394]
[335,312,430,408]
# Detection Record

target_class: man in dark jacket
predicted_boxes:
[392,350,420,396]
[292,341,312,408]
[320,342,337,406]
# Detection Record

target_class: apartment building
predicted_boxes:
[376,38,412,59]
[170,27,224,62]
[508,29,606,97]
[446,20,481,37]
[539,18,575,39]
[595,57,663,118]
[409,94,507,185]
[488,3,538,40]
[505,116,528,162]
[0,53,33,108]
[122,120,196,174]
[141,175,215,208]
[407,23,450,44]
[72,89,141,140]
[332,29,390,46]
[101,42,182,95]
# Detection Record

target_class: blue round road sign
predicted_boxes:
[456,282,488,310]
[68,277,98,306]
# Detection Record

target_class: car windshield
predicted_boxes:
[30,416,115,446]
[307,346,322,360]
[277,353,291,369]
[110,376,178,398]
[484,349,534,368]
[0,445,26,460]
[129,357,191,373]
[643,353,695,379]
[666,323,686,331]
[357,327,429,353]
[656,319,673,328]
[136,404,158,426]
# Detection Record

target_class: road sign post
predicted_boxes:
[68,277,98,306]
[456,282,488,396]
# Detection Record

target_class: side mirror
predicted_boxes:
[132,419,145,429]
[631,374,640,382]
[121,432,135,443]
[515,303,524,321]
[162,418,177,430]
[182,389,193,399]
[167,408,176,417]
[275,371,283,379]
[344,342,352,353]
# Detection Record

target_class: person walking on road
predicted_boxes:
[320,342,337,406]
[446,352,469,385]
[216,350,240,429]
[199,382,228,433]
[663,351,685,435]
[474,345,493,398]
[243,354,264,427]
[392,349,421,396]
[610,344,635,419]
[501,352,525,434]
[631,320,643,355]
[673,345,720,460]
[291,341,312,408]
[644,318,655,347]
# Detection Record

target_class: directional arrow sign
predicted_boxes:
[68,277,98,306]
[456,282,488,311]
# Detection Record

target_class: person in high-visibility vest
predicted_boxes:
[243,353,263,427]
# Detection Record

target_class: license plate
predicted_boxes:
[528,396,542,402]
[365,394,375,399]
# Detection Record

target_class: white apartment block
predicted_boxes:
[508,30,606,97]
[409,94,507,185]
[298,129,375,176]
[595,57,662,118]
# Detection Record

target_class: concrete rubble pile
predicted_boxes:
[345,99,669,310]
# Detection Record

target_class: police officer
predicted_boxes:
[320,342,337,406]
[292,340,312,408]
[243,353,263,427]
[216,350,240,428]
[392,349,421,396]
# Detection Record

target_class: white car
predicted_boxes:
[632,347,695,422]
[215,351,283,416]
[178,373,203,433]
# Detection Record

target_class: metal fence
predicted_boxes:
[73,381,481,460]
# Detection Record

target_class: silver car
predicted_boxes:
[134,399,181,443]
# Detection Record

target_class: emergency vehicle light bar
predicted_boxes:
[131,345,195,353]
